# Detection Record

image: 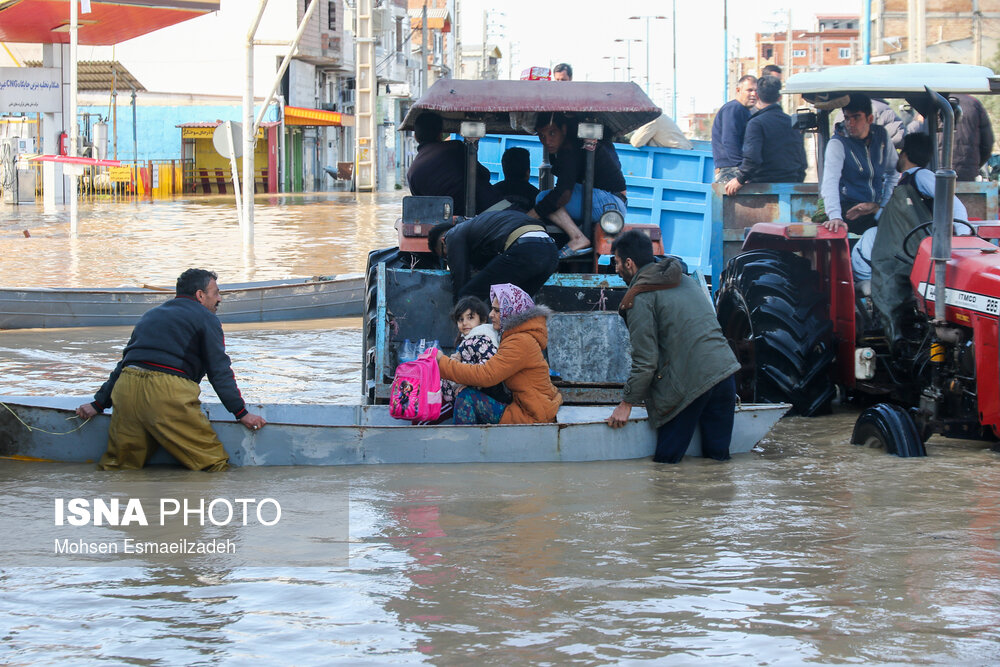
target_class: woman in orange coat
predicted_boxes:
[436,283,562,424]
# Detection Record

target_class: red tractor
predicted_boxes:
[715,64,1000,456]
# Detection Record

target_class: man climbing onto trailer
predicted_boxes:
[427,209,559,304]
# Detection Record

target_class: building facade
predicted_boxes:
[867,0,1000,65]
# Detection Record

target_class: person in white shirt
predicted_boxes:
[821,94,900,235]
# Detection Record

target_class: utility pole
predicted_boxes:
[723,0,728,103]
[481,11,488,79]
[862,0,871,63]
[785,8,792,80]
[628,15,666,96]
[421,3,428,94]
[614,38,642,85]
[671,0,677,119]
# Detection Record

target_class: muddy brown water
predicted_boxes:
[1,195,998,664]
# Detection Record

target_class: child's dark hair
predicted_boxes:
[451,295,489,325]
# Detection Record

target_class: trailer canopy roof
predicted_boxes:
[785,63,999,97]
[400,79,661,137]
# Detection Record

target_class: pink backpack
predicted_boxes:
[389,347,442,422]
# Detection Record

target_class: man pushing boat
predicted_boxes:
[76,268,266,471]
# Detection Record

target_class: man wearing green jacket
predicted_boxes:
[606,231,740,463]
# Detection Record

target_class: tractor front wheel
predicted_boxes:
[851,403,927,457]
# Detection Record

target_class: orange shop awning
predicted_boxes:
[283,106,354,127]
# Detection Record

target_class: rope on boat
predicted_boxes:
[0,401,91,436]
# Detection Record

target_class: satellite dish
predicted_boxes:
[213,121,243,159]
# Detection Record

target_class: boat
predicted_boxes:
[0,396,789,466]
[0,274,365,329]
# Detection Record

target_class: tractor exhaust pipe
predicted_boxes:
[927,87,956,324]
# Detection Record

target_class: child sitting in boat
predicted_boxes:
[437,284,562,425]
[442,296,511,407]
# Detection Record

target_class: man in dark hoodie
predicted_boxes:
[76,268,266,471]
[606,231,740,463]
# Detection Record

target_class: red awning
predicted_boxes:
[0,0,219,45]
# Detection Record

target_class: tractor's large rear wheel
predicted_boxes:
[715,249,836,416]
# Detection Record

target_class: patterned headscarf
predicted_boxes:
[490,283,534,332]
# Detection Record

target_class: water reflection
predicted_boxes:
[0,318,362,404]
[3,195,1000,664]
[0,193,403,288]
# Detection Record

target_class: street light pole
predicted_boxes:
[614,38,642,85]
[672,0,678,118]
[628,15,666,97]
[602,55,625,81]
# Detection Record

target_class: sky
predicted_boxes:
[12,0,864,117]
[459,0,865,115]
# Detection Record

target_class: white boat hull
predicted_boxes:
[0,396,789,466]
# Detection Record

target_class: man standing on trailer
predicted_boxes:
[711,75,758,184]
[724,75,807,194]
[552,63,573,81]
[606,230,740,463]
[76,268,266,471]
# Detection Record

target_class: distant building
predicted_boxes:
[685,112,714,142]
[867,0,1000,65]
[752,15,859,82]
[459,45,503,80]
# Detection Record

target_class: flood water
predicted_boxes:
[2,195,1000,664]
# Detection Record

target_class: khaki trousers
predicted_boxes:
[98,367,230,471]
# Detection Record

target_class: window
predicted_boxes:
[792,49,806,57]
[763,46,773,59]
[839,47,851,59]
[328,2,336,30]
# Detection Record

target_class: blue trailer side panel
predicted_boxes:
[478,135,718,286]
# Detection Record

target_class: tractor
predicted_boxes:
[715,63,1000,456]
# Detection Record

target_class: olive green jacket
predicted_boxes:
[619,259,740,428]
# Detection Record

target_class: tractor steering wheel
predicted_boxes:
[900,219,977,260]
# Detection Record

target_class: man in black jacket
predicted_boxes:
[76,269,266,471]
[407,112,501,215]
[427,209,559,303]
[724,75,806,195]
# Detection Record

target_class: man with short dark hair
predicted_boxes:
[552,63,573,81]
[761,64,782,80]
[428,209,558,303]
[493,146,540,207]
[607,230,740,464]
[407,112,500,215]
[711,75,758,183]
[76,268,266,471]
[724,76,806,194]
[821,93,899,234]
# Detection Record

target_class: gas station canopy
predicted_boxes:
[0,0,219,45]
